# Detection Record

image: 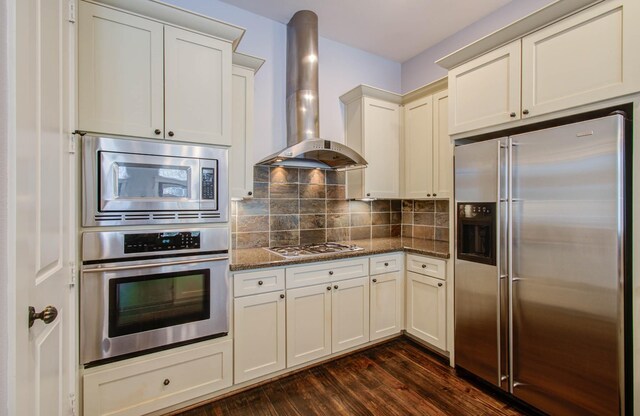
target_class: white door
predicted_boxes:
[370,271,403,341]
[286,284,332,367]
[363,97,400,198]
[331,277,369,353]
[403,95,433,199]
[234,291,286,383]
[164,25,232,145]
[432,91,452,199]
[13,0,75,415]
[406,272,446,350]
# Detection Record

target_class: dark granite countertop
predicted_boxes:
[230,237,450,271]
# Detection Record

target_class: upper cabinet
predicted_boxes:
[78,1,238,146]
[340,87,402,199]
[403,87,452,199]
[442,0,640,136]
[231,53,264,200]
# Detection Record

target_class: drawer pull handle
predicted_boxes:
[334,285,338,289]
[372,278,377,283]
[421,264,427,269]
[327,286,331,291]
[280,294,285,299]
[329,271,334,275]
[384,262,389,266]
[258,280,264,286]
[438,283,443,287]
[163,379,170,386]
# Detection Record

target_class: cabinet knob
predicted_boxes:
[247,191,253,196]
[522,109,530,115]
[384,262,389,267]
[422,264,427,269]
[328,271,334,275]
[433,193,437,197]
[327,286,332,291]
[163,379,170,386]
[366,193,371,197]
[154,129,161,135]
[372,278,377,283]
[168,131,175,137]
[258,280,263,286]
[427,194,431,197]
[280,294,285,299]
[438,283,443,287]
[334,285,338,289]
[510,112,516,118]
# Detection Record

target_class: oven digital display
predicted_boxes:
[124,231,201,253]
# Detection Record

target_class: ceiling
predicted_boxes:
[218,0,513,62]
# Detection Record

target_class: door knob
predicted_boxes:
[28,305,58,328]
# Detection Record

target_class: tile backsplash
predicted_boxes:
[231,166,449,249]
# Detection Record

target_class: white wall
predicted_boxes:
[162,0,401,162]
[401,0,556,93]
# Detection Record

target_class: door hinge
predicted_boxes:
[68,134,76,154]
[68,0,76,23]
[69,262,76,287]
[69,393,77,416]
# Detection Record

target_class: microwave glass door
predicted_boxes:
[108,269,210,337]
[100,151,201,212]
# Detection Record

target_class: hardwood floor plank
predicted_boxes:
[172,337,531,416]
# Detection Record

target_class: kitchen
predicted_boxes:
[3,1,638,413]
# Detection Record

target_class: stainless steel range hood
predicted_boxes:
[257,10,367,170]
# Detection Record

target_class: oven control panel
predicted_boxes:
[124,231,201,254]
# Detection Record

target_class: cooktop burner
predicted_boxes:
[265,242,364,258]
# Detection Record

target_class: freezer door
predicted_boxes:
[455,139,504,203]
[510,115,624,415]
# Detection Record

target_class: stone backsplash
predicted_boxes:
[231,166,449,249]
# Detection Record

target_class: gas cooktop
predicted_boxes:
[265,242,364,258]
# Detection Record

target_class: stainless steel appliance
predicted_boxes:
[82,135,228,226]
[266,242,364,258]
[454,114,627,415]
[80,227,229,366]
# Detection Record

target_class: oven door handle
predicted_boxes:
[82,256,229,273]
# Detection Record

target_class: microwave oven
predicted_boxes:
[82,135,228,226]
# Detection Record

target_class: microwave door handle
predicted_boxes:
[82,256,229,273]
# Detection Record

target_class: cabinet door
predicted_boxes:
[432,91,452,199]
[403,95,434,198]
[78,2,164,138]
[406,272,446,350]
[230,65,255,199]
[286,284,332,367]
[234,291,286,383]
[522,0,640,118]
[370,271,403,341]
[164,26,232,145]
[448,40,521,135]
[331,277,370,353]
[363,97,401,198]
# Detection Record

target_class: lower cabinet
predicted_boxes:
[287,276,370,367]
[82,339,232,416]
[234,291,286,383]
[406,271,447,350]
[370,271,403,341]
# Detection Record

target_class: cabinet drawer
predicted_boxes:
[369,253,402,275]
[83,339,232,416]
[286,257,369,289]
[406,254,446,280]
[234,268,285,297]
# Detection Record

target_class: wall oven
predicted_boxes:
[80,228,229,366]
[82,135,228,226]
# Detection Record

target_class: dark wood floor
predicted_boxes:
[171,337,527,416]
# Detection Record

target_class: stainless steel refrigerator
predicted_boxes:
[454,114,627,415]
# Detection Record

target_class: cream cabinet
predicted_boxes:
[447,0,640,135]
[369,254,403,341]
[83,339,232,416]
[78,1,232,145]
[233,268,286,383]
[340,87,402,199]
[286,258,370,367]
[405,254,447,350]
[230,54,264,199]
[403,89,452,199]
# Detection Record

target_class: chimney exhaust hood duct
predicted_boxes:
[257,10,367,170]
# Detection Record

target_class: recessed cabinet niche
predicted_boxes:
[78,1,233,145]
